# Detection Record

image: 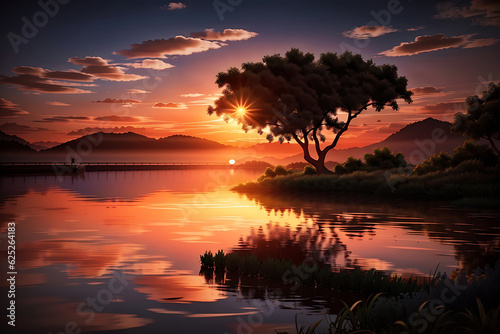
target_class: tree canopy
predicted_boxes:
[452,82,500,155]
[208,48,413,173]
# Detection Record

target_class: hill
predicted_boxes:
[268,118,467,165]
[42,132,229,153]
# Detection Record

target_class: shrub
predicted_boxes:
[414,151,452,175]
[200,251,214,268]
[214,249,226,270]
[303,165,317,175]
[334,164,348,175]
[344,156,364,172]
[451,140,498,167]
[274,165,289,176]
[364,146,407,169]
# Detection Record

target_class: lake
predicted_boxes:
[1,169,499,333]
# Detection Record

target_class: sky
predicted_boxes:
[0,0,499,148]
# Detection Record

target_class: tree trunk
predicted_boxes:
[487,136,500,156]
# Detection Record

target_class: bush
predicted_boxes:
[214,249,225,270]
[451,140,498,167]
[303,165,317,175]
[414,151,452,175]
[364,146,407,169]
[334,164,348,175]
[200,251,214,268]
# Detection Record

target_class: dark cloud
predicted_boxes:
[435,1,500,26]
[342,25,397,39]
[67,126,144,136]
[377,33,495,56]
[0,98,29,117]
[93,115,141,122]
[420,102,466,114]
[69,56,147,81]
[114,36,222,59]
[92,98,141,104]
[411,86,443,95]
[35,116,90,123]
[0,70,93,94]
[190,29,258,41]
[152,102,187,109]
[0,122,49,133]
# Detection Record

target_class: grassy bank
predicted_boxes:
[233,162,500,208]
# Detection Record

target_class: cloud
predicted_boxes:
[180,93,204,97]
[152,102,187,109]
[126,89,151,94]
[419,101,465,114]
[45,101,71,106]
[93,115,141,122]
[11,66,94,81]
[190,28,259,41]
[0,98,29,117]
[342,25,398,39]
[0,122,49,133]
[0,70,93,94]
[407,27,425,31]
[435,1,500,26]
[376,122,407,134]
[115,36,222,58]
[163,2,186,10]
[35,116,90,123]
[69,56,147,81]
[92,98,141,104]
[128,59,175,70]
[66,126,145,136]
[411,86,443,95]
[377,33,494,56]
[462,37,499,48]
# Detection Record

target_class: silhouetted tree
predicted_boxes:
[452,82,500,155]
[208,49,413,174]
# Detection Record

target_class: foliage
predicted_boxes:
[214,249,226,270]
[257,165,295,181]
[452,82,500,155]
[329,293,383,334]
[303,165,317,175]
[208,48,412,174]
[451,140,498,167]
[200,251,214,268]
[364,147,407,169]
[413,152,451,175]
[334,148,406,175]
[414,141,498,175]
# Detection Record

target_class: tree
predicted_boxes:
[208,49,413,174]
[452,82,500,155]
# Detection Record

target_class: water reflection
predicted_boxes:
[239,192,500,273]
[0,170,498,333]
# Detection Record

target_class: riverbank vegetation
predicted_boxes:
[233,141,500,208]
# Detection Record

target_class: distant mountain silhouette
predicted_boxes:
[0,118,470,164]
[42,132,229,153]
[247,118,468,165]
[0,131,31,146]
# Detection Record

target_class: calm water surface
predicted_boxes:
[1,170,499,333]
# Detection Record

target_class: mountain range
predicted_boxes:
[0,118,469,164]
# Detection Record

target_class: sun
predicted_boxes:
[229,159,236,165]
[236,106,247,115]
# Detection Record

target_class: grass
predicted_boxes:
[233,163,500,208]
[200,251,432,296]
